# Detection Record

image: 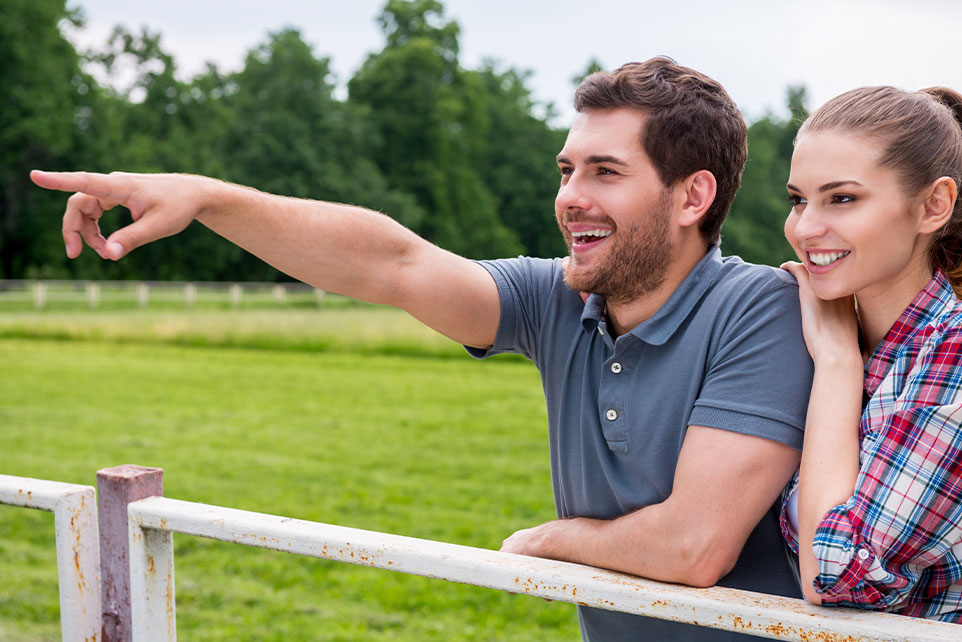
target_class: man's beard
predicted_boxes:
[560,191,674,304]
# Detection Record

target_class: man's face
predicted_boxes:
[555,108,676,304]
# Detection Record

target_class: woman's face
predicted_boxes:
[785,130,932,303]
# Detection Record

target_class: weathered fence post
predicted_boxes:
[97,466,163,642]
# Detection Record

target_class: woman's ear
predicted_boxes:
[919,176,957,234]
[678,170,717,228]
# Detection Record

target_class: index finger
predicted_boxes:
[30,170,130,201]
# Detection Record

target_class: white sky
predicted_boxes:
[66,0,962,127]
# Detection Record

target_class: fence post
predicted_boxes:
[87,282,101,309]
[33,281,47,309]
[137,283,149,308]
[97,465,164,642]
[229,283,242,308]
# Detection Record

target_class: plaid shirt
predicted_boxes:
[780,270,962,622]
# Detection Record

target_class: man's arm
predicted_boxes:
[500,425,800,587]
[30,170,499,348]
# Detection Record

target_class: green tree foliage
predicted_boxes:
[724,87,809,266]
[0,0,88,278]
[349,0,524,258]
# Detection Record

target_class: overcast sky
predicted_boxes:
[66,0,962,127]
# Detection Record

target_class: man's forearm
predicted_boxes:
[501,503,736,587]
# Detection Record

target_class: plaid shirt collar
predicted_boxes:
[863,270,956,397]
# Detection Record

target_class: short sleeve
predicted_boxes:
[464,257,566,364]
[688,278,813,451]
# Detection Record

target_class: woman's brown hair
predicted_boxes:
[799,86,962,295]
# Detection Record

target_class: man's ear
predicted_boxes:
[678,170,717,228]
[919,176,957,234]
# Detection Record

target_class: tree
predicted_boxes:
[0,0,87,277]
[723,86,808,266]
[350,0,523,258]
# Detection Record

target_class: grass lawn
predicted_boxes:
[0,308,580,640]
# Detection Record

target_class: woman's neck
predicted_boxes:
[856,267,934,357]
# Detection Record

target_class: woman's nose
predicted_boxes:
[790,207,828,242]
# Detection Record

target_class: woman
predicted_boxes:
[780,85,962,621]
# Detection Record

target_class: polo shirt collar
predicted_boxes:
[580,246,723,345]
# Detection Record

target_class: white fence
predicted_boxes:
[0,474,101,641]
[3,469,962,641]
[0,279,327,310]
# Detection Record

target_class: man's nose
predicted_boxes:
[555,174,592,212]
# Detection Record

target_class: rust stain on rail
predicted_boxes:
[716,613,863,642]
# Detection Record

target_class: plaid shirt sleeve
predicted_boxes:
[811,320,962,613]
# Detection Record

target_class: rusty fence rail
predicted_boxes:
[126,495,961,642]
[4,467,961,641]
[0,474,101,642]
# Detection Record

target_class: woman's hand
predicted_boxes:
[781,261,860,364]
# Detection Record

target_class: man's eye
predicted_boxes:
[559,166,573,176]
[598,167,616,176]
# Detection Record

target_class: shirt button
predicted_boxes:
[606,409,618,421]
[857,549,870,561]
[610,362,623,374]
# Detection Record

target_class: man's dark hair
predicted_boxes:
[574,57,748,246]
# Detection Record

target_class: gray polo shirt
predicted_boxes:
[469,247,814,641]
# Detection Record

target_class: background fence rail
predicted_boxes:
[0,279,331,311]
[0,474,101,642]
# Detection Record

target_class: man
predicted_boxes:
[32,58,813,641]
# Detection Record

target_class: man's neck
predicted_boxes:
[605,240,711,337]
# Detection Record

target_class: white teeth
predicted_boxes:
[571,229,613,238]
[808,250,850,266]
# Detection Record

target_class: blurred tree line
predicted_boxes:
[0,0,805,281]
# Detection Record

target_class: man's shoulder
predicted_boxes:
[716,254,800,292]
[691,254,802,325]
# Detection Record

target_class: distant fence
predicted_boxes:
[3,467,960,642]
[0,280,333,311]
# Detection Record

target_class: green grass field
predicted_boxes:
[0,307,581,640]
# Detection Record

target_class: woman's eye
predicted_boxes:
[787,194,806,207]
[831,194,855,204]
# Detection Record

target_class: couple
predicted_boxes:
[32,58,962,640]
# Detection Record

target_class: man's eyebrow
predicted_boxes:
[555,154,629,166]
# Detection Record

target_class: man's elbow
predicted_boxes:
[674,537,740,588]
